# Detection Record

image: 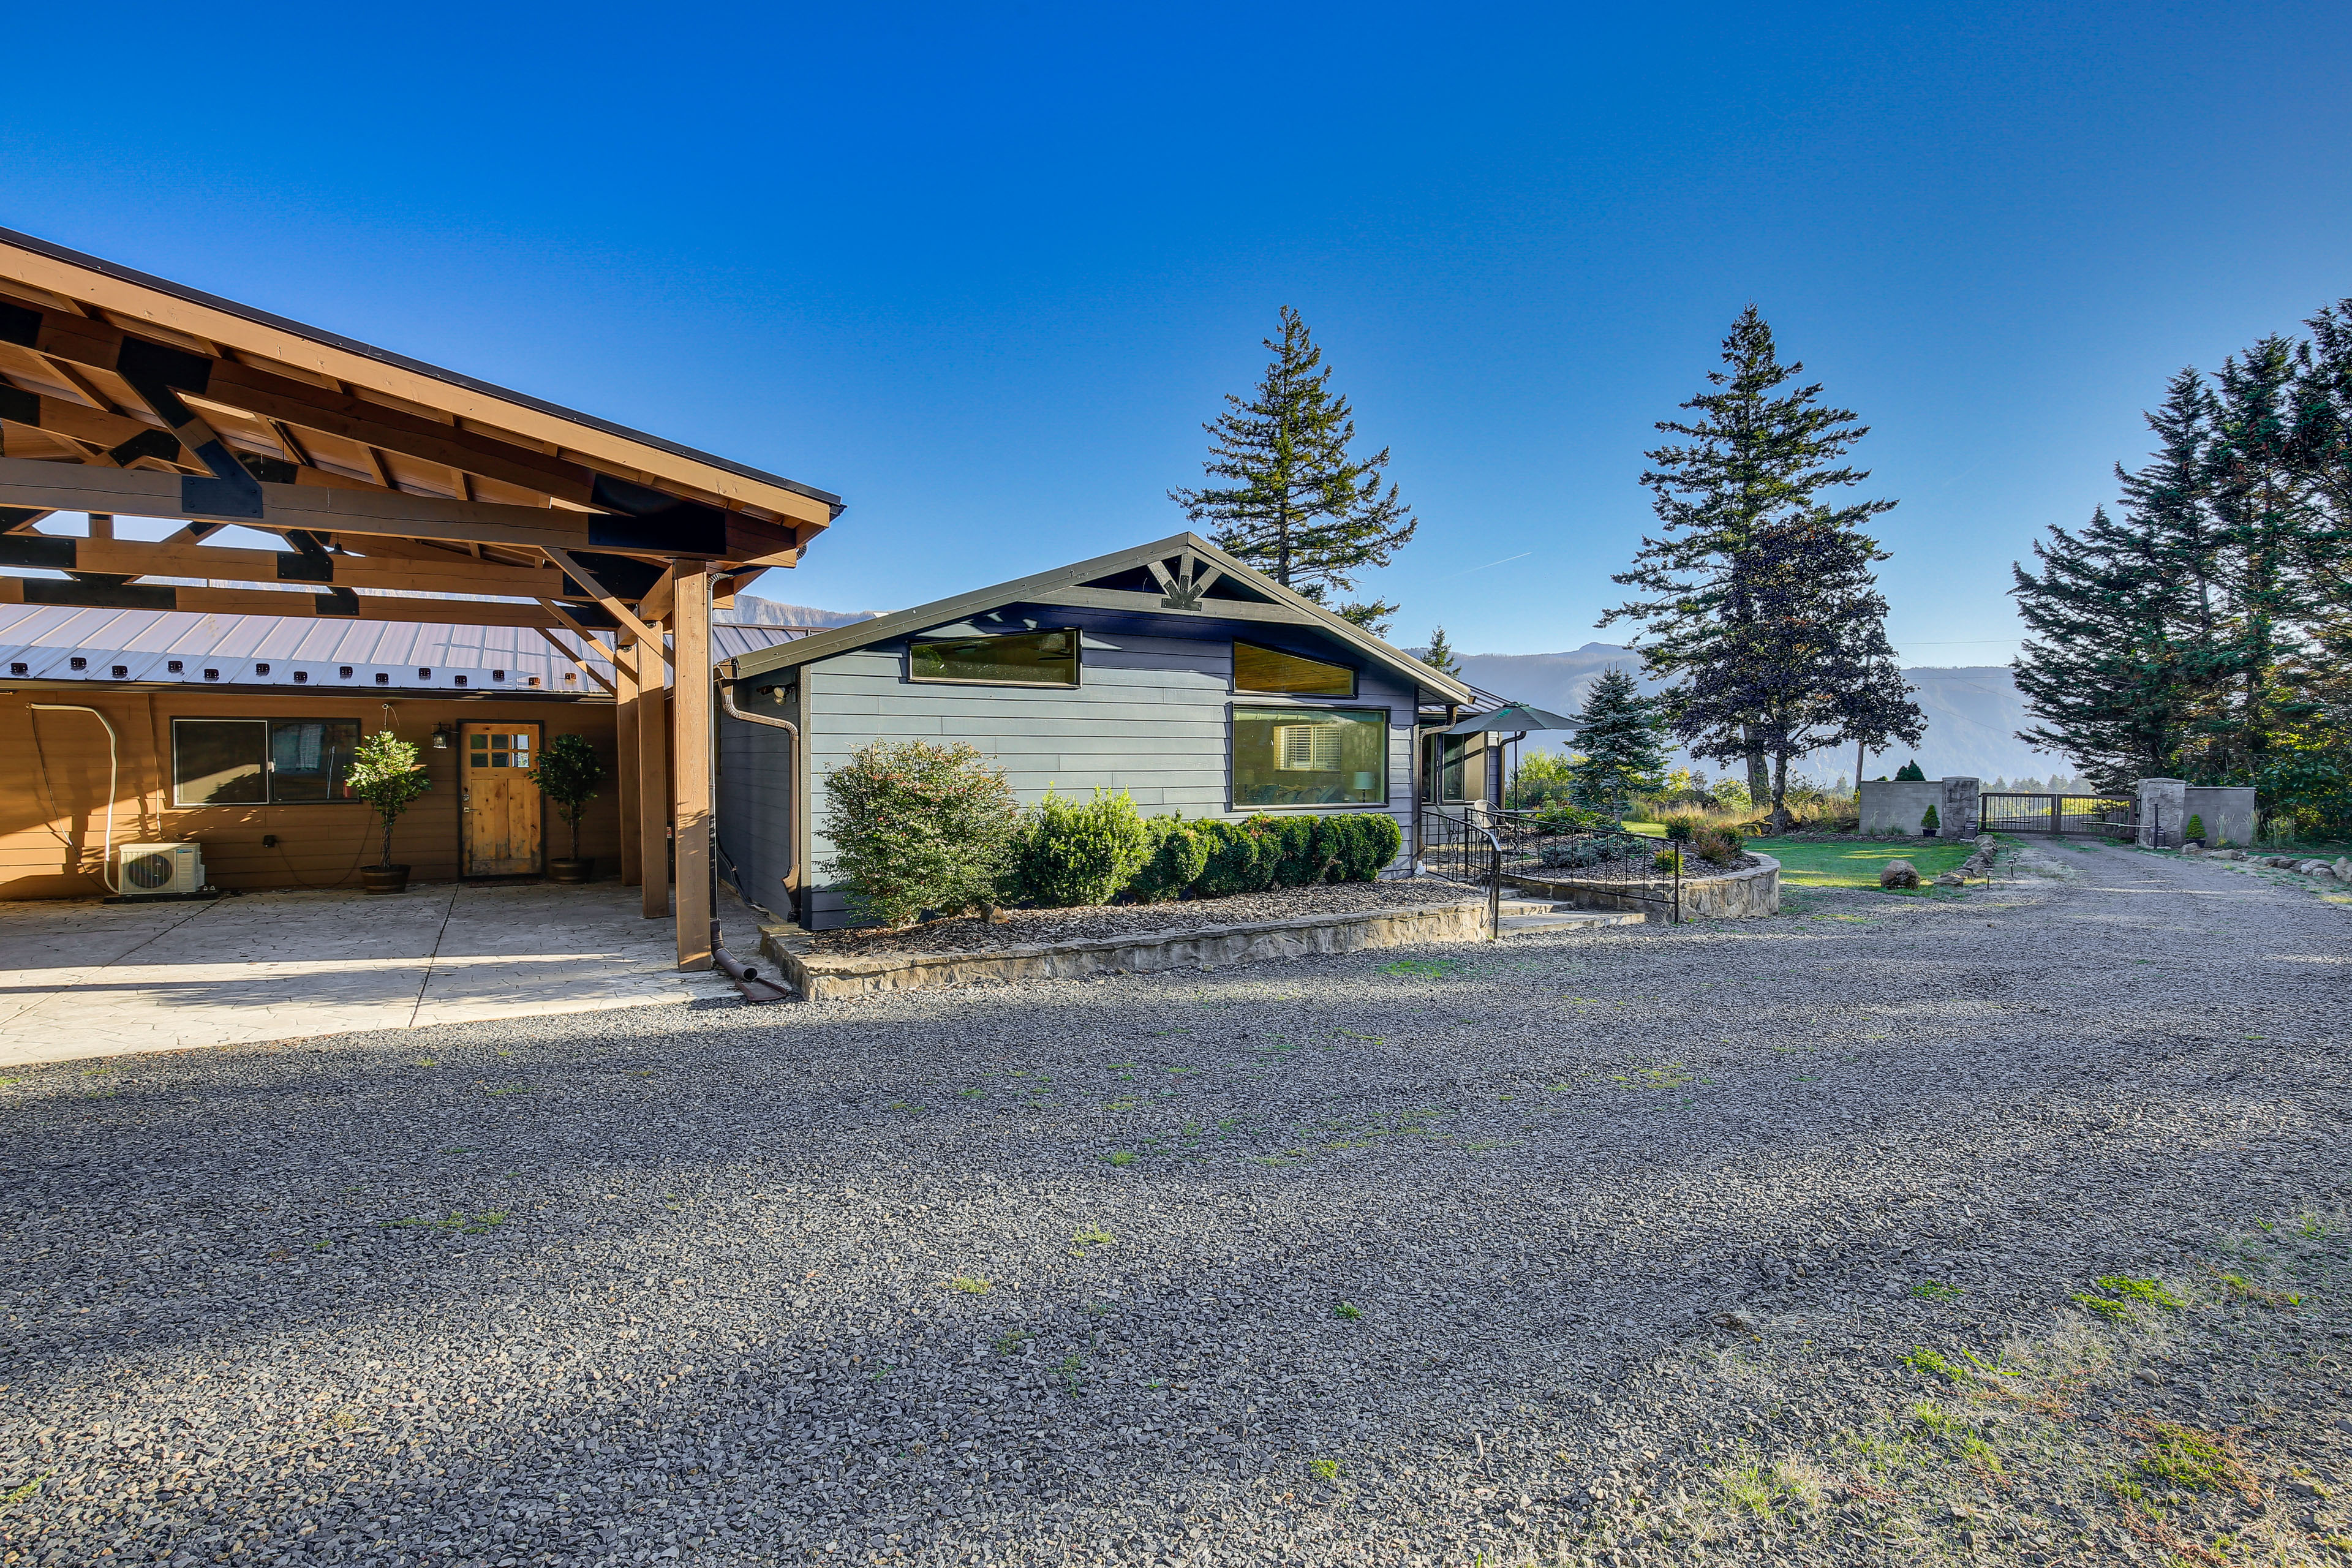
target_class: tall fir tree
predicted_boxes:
[1171,306,1417,633]
[1565,667,1667,806]
[2011,504,2192,788]
[1602,307,1921,828]
[1419,626,1461,675]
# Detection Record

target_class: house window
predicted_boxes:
[907,630,1079,685]
[1232,706,1386,807]
[1232,641,1354,697]
[1431,735,1474,803]
[172,718,363,806]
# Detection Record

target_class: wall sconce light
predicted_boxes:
[432,723,454,750]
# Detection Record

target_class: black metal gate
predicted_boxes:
[1978,793,2138,839]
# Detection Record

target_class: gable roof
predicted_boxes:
[0,225,839,532]
[724,532,1479,704]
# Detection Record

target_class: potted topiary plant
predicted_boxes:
[344,729,432,894]
[530,732,604,883]
[2184,812,2206,849]
[1920,804,1940,839]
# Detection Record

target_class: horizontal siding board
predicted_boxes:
[767,616,1427,929]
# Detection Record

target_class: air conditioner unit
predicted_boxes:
[118,842,206,897]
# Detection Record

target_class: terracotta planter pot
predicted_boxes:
[547,858,592,884]
[361,864,411,895]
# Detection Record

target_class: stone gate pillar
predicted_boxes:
[2136,778,2187,849]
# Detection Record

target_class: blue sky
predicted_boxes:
[6,2,2349,661]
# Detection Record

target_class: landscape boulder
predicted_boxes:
[1880,859,1921,889]
[1933,872,1965,886]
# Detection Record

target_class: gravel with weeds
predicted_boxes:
[1,838,2346,1566]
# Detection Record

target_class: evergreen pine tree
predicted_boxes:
[1565,667,1667,806]
[1419,627,1461,675]
[1170,307,1417,633]
[2011,505,2188,788]
[1602,309,1921,829]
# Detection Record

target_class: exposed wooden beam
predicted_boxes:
[0,529,604,600]
[0,454,783,559]
[535,599,628,666]
[0,574,617,630]
[637,564,677,625]
[636,638,670,921]
[534,627,616,694]
[615,639,643,887]
[540,545,671,659]
[672,564,715,970]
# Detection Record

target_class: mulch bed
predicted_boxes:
[805,878,1482,959]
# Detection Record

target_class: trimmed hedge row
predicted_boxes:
[1000,792,1403,910]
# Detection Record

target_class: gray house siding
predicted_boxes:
[775,604,1422,930]
[715,679,799,919]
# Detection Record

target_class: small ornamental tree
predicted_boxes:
[529,733,604,863]
[344,729,433,870]
[1921,803,1940,834]
[822,740,1021,927]
[2186,812,2206,842]
[1567,666,1668,807]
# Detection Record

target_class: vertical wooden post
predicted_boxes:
[672,565,715,971]
[615,638,641,886]
[636,636,669,920]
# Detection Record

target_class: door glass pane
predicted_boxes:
[1232,706,1385,806]
[172,720,268,806]
[267,720,361,802]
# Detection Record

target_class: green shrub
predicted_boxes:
[1895,760,1928,782]
[1194,817,1278,897]
[1336,813,1401,880]
[1532,802,1613,835]
[1921,804,1940,833]
[1694,826,1744,866]
[1126,816,1212,902]
[1660,812,1705,842]
[1653,846,1683,873]
[822,740,1021,927]
[1270,815,1326,886]
[1006,789,1150,908]
[2186,813,2206,842]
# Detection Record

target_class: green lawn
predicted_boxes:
[1746,836,1974,891]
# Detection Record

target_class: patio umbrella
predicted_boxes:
[1437,702,1581,809]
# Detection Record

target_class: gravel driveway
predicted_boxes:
[4,838,2347,1567]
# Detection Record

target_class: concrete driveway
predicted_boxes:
[0,880,737,1066]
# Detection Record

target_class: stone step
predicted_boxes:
[1496,910,1649,934]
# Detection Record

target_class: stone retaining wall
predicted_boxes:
[1508,853,1780,919]
[763,898,1494,1001]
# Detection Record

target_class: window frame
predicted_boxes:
[901,628,1084,689]
[1229,639,1357,699]
[170,715,368,808]
[1226,701,1392,812]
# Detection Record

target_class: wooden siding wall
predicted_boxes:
[766,606,1422,930]
[0,689,620,899]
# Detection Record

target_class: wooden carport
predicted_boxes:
[0,227,842,970]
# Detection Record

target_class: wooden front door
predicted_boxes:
[461,723,543,876]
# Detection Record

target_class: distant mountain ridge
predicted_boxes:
[1431,643,2067,783]
[720,597,886,628]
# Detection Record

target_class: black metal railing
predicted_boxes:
[1418,805,1683,925]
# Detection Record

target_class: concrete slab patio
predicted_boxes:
[0,881,736,1066]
